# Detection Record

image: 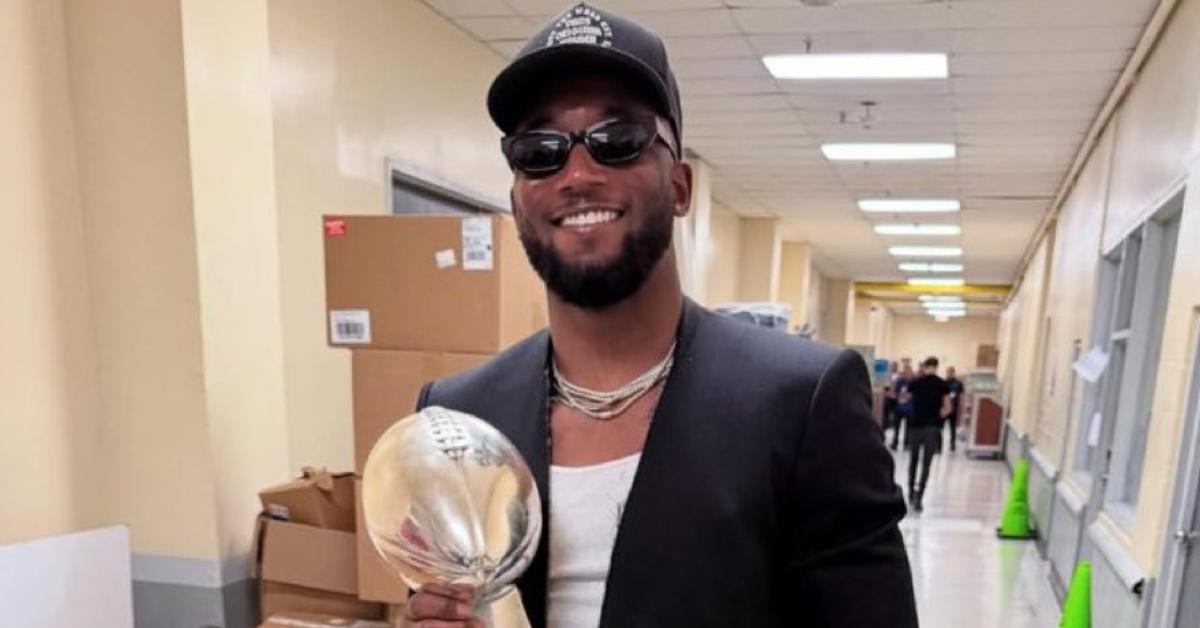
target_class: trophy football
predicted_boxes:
[361,406,542,627]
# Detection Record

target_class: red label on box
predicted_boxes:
[324,218,347,236]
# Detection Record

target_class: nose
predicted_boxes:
[555,142,606,194]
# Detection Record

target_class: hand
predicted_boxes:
[405,583,485,628]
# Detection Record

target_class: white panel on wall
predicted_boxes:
[0,526,133,627]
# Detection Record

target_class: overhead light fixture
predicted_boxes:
[763,53,949,80]
[889,246,963,258]
[919,294,963,303]
[900,263,964,273]
[931,310,967,318]
[859,199,961,213]
[909,277,966,287]
[822,143,956,161]
[924,301,968,310]
[934,315,950,323]
[875,224,961,236]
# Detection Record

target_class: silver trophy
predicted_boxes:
[361,406,542,627]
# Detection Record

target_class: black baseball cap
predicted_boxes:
[486,2,683,148]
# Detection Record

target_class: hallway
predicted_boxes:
[893,446,1061,628]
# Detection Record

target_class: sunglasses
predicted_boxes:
[501,116,678,176]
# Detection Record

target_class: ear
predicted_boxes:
[671,160,693,218]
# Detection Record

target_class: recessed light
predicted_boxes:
[889,246,963,257]
[823,143,956,161]
[900,263,964,273]
[875,224,961,236]
[919,295,963,303]
[909,277,966,287]
[763,53,949,80]
[859,199,961,213]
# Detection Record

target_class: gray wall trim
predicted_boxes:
[1030,445,1059,480]
[133,577,258,628]
[132,552,251,588]
[1088,520,1147,593]
[1057,480,1087,516]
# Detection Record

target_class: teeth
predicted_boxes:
[562,210,618,227]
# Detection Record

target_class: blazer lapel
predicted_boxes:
[597,299,704,627]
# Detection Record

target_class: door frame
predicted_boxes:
[1148,312,1200,627]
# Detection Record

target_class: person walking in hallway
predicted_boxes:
[905,357,951,512]
[944,366,964,452]
[890,359,914,451]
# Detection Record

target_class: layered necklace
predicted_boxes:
[551,342,677,420]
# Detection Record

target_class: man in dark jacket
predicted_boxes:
[405,4,917,627]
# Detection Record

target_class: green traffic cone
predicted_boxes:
[1059,561,1091,627]
[996,457,1036,539]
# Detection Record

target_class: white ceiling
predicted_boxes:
[423,0,1160,284]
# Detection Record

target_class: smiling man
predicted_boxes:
[405,4,917,627]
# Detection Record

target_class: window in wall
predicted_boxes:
[388,158,507,215]
[1072,192,1182,522]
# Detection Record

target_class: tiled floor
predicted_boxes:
[890,439,1062,628]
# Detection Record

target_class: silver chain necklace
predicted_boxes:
[551,342,677,420]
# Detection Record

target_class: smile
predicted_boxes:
[553,209,624,228]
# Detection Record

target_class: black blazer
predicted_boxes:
[418,299,918,627]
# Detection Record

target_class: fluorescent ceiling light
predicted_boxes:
[889,246,963,257]
[924,301,968,310]
[859,199,961,213]
[876,224,961,236]
[919,295,963,303]
[909,277,966,287]
[822,143,956,161]
[763,53,949,80]
[931,310,967,318]
[900,263,964,273]
[934,315,950,323]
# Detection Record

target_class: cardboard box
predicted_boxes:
[355,478,410,604]
[258,519,384,620]
[259,611,389,628]
[352,349,492,471]
[323,214,547,354]
[260,469,356,531]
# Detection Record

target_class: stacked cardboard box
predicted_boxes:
[255,470,384,621]
[323,214,547,604]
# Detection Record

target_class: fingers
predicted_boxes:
[405,583,480,624]
[407,621,485,628]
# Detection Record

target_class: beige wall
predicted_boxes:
[180,0,293,562]
[0,0,103,545]
[64,0,222,559]
[1035,124,1114,463]
[778,242,811,330]
[1005,233,1054,437]
[1006,0,1200,575]
[889,316,1000,376]
[269,0,513,472]
[737,218,782,302]
[705,204,742,306]
[821,279,851,346]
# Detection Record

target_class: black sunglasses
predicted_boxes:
[501,116,678,176]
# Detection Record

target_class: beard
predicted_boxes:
[515,192,675,311]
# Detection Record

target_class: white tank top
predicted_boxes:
[547,452,642,628]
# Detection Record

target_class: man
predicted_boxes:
[905,357,952,512]
[944,366,965,452]
[890,358,915,451]
[406,4,917,626]
[883,361,899,434]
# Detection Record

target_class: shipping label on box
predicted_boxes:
[330,310,372,345]
[461,216,494,271]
